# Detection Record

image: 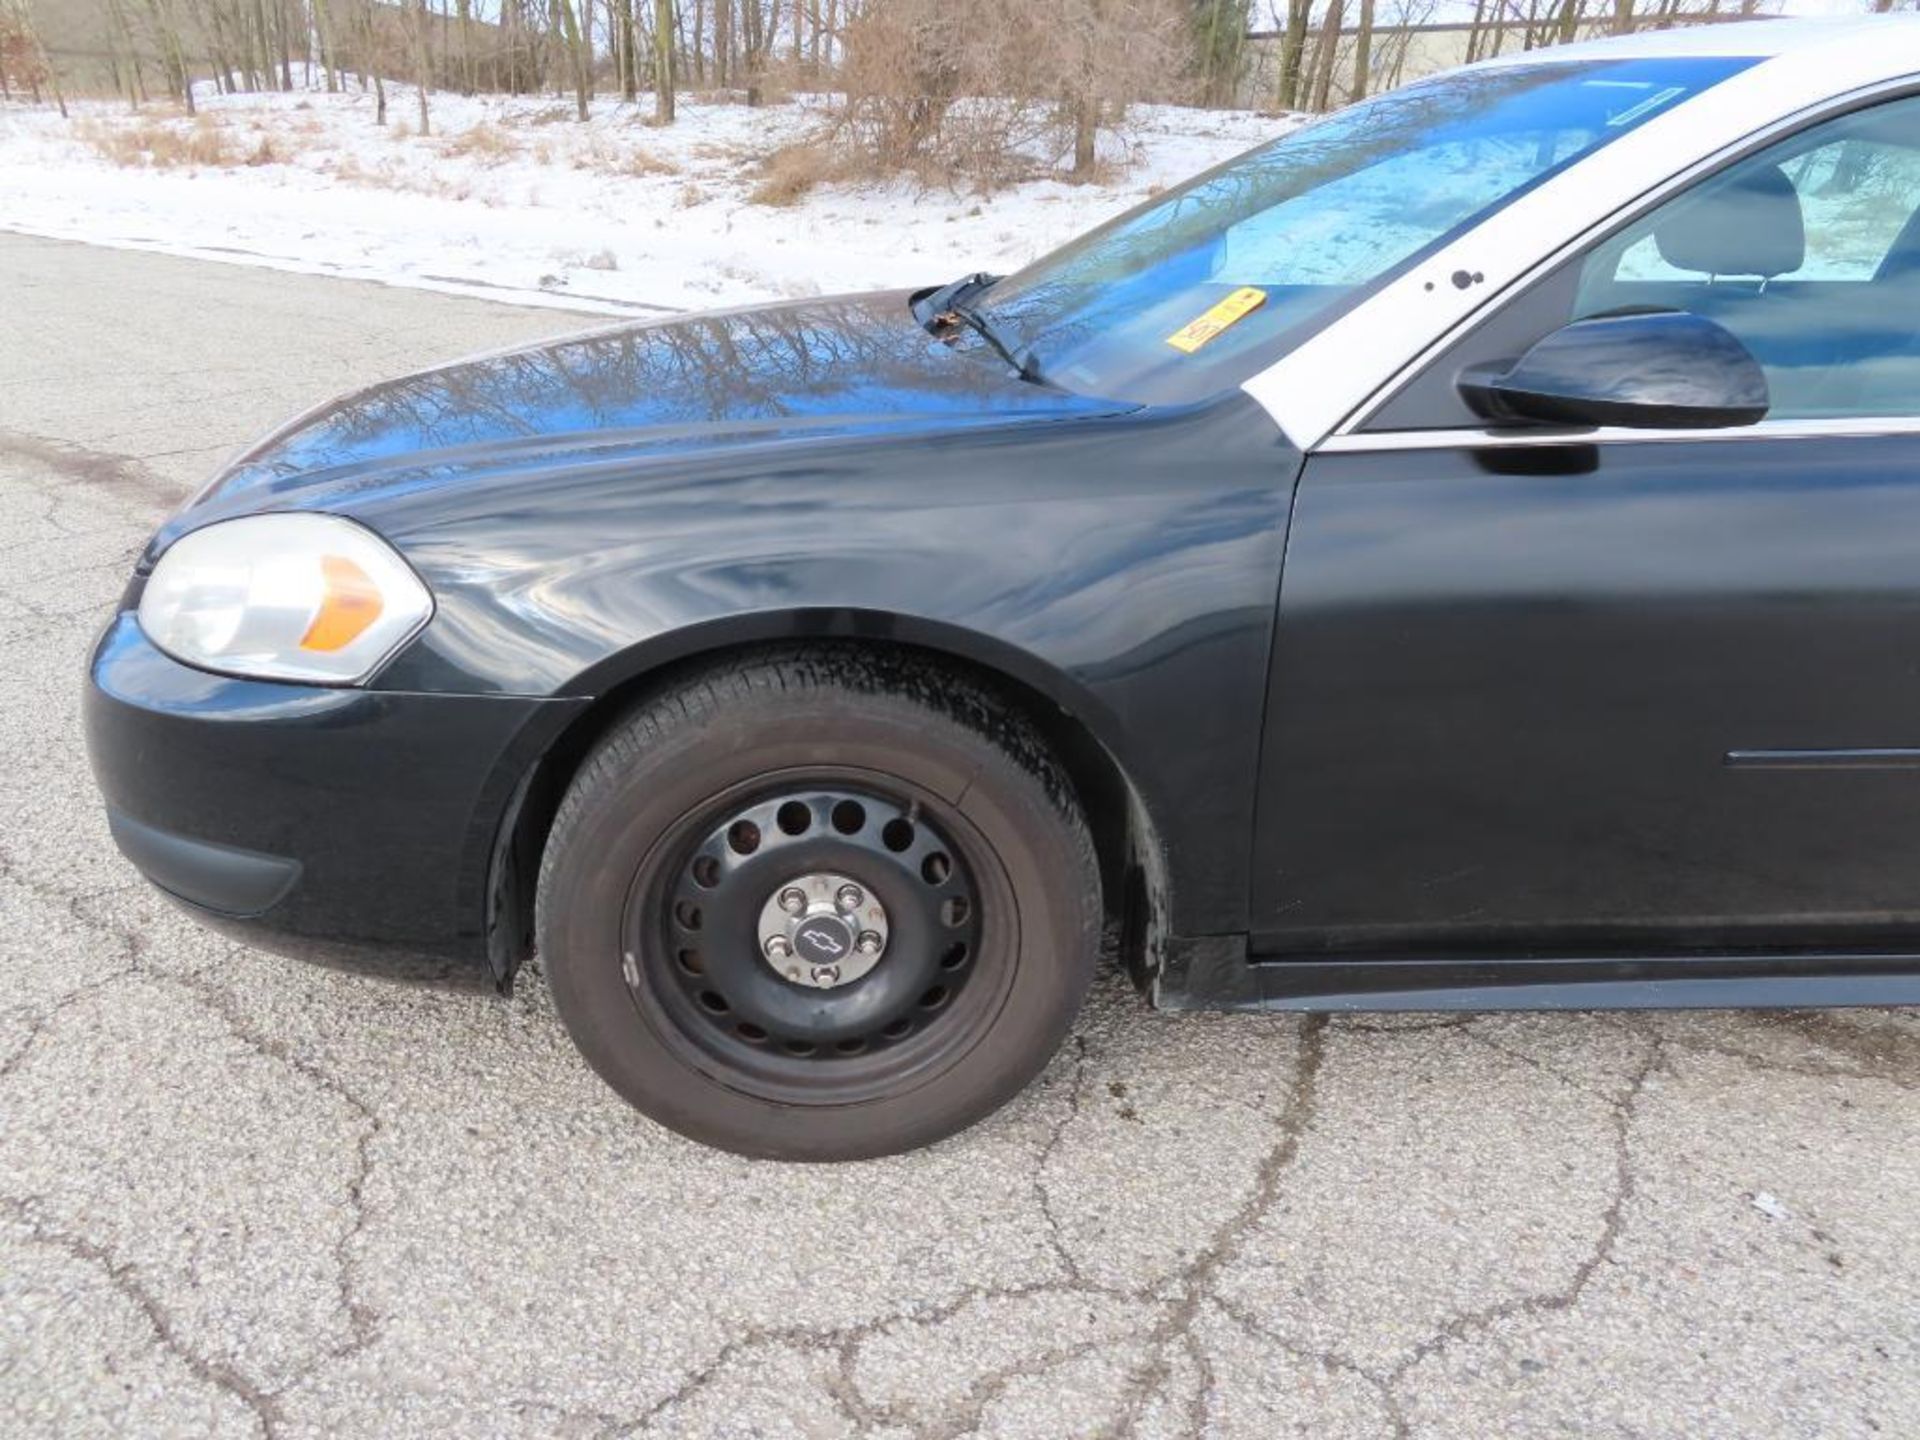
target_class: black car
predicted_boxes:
[87,21,1920,1157]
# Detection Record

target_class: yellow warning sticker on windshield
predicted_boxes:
[1165,287,1267,354]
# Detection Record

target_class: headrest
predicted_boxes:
[1655,164,1805,279]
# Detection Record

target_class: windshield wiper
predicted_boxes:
[919,272,1042,384]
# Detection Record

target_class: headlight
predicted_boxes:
[138,514,433,684]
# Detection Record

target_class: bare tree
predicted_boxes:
[553,0,590,118]
[137,0,197,110]
[349,0,386,122]
[103,0,150,106]
[1350,0,1374,100]
[741,0,772,104]
[1191,0,1250,108]
[610,0,636,99]
[1274,0,1310,109]
[1306,0,1341,111]
[654,0,676,121]
[820,0,1183,189]
[410,0,432,132]
[0,0,65,112]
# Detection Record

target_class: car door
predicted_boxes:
[1252,89,1920,959]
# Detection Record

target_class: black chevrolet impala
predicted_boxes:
[87,20,1920,1155]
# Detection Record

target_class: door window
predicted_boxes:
[1367,92,1920,430]
[1575,95,1920,419]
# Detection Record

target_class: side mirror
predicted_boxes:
[1459,309,1769,430]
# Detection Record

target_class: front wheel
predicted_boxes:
[535,649,1102,1160]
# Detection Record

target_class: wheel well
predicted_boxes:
[487,638,1161,990]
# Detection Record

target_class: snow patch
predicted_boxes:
[0,89,1287,315]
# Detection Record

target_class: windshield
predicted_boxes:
[977,55,1755,406]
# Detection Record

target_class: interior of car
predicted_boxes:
[1574,97,1920,420]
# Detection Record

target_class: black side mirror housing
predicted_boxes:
[1459,309,1770,430]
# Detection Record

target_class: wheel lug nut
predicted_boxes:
[764,935,792,959]
[856,931,882,956]
[836,884,864,912]
[778,888,807,915]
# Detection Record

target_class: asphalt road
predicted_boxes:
[3,231,1918,1439]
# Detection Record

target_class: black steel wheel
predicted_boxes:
[637,777,999,1102]
[536,648,1102,1160]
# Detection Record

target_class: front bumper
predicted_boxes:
[84,614,585,983]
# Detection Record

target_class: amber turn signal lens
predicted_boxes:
[300,554,386,653]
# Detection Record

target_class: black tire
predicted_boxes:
[535,647,1101,1160]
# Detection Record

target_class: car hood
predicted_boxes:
[167,291,1133,542]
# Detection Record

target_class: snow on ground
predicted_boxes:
[0,85,1283,315]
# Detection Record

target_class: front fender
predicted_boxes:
[372,394,1304,937]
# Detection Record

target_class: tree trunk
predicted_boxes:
[554,0,590,119]
[1557,0,1581,45]
[107,0,146,106]
[627,0,645,96]
[1072,94,1096,177]
[1307,0,1342,112]
[251,0,270,86]
[743,0,763,104]
[143,0,197,111]
[22,5,66,115]
[1350,0,1374,102]
[653,0,675,121]
[612,0,634,99]
[1612,0,1634,34]
[452,0,473,92]
[1198,0,1223,107]
[1275,0,1310,111]
[364,0,386,127]
[312,0,339,92]
[1487,0,1509,60]
[412,0,432,133]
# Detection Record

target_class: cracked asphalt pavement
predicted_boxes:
[4,231,1919,1438]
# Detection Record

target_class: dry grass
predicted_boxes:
[689,140,754,163]
[748,142,847,206]
[439,121,522,163]
[321,153,471,201]
[1064,153,1129,188]
[76,114,282,169]
[613,146,678,179]
[571,135,679,179]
